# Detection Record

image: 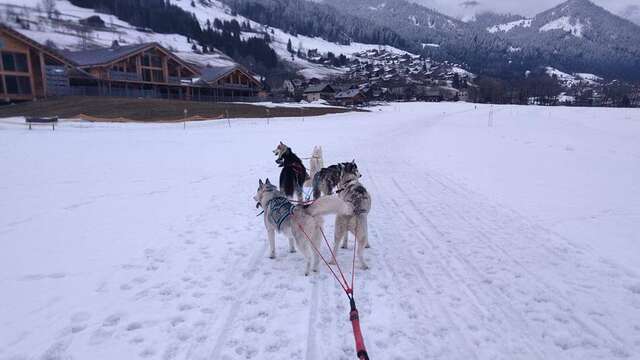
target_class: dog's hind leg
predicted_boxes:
[268,228,276,259]
[355,215,369,270]
[331,215,348,263]
[288,236,296,253]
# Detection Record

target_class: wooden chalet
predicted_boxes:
[303,83,335,102]
[61,42,201,100]
[195,64,263,99]
[0,24,90,102]
[0,25,265,103]
[334,89,366,106]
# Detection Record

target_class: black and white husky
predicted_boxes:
[273,142,309,201]
[333,161,372,269]
[254,178,350,275]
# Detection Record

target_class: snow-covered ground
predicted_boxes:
[1,103,640,359]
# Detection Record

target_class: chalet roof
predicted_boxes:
[61,42,199,75]
[61,43,150,67]
[335,89,363,99]
[198,65,238,82]
[304,83,335,94]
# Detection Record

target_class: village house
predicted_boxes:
[303,83,335,102]
[61,41,202,100]
[195,64,264,100]
[334,88,366,106]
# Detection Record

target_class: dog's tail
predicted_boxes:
[305,195,351,217]
[312,172,322,200]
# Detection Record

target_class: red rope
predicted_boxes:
[290,207,369,359]
[293,214,350,294]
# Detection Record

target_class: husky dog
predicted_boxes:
[312,162,351,199]
[273,142,309,201]
[304,146,324,187]
[254,178,350,275]
[333,161,372,269]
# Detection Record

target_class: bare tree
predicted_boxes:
[41,0,56,19]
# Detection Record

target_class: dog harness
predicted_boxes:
[267,197,295,231]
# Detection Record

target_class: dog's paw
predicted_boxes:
[365,243,371,249]
[361,263,370,270]
[289,248,296,253]
[269,254,276,259]
[341,244,348,249]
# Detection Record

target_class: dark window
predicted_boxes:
[15,53,28,72]
[150,55,161,68]
[142,69,152,82]
[2,53,15,71]
[4,75,32,94]
[2,52,28,72]
[152,69,164,82]
[0,76,4,94]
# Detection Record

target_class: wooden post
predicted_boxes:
[183,108,187,130]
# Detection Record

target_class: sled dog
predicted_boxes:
[273,142,309,201]
[333,161,372,269]
[304,146,324,187]
[254,178,350,275]
[312,162,350,199]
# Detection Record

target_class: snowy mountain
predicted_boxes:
[314,0,640,81]
[1,0,638,84]
[474,0,640,80]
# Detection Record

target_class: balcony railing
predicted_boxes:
[109,71,141,82]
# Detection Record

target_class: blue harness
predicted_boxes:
[267,197,295,231]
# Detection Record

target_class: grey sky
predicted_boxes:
[412,0,640,24]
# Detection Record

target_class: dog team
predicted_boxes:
[254,142,372,275]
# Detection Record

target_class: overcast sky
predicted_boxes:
[413,0,640,24]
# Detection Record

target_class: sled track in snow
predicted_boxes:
[361,154,640,359]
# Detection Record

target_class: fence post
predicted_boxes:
[183,108,187,130]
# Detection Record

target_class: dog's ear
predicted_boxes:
[280,141,284,145]
[259,179,264,187]
[352,159,356,164]
[265,178,271,185]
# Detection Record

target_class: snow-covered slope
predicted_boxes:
[0,1,236,67]
[0,0,409,79]
[1,103,640,359]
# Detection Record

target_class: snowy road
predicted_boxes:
[1,103,639,359]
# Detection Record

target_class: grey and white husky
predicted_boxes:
[254,178,350,275]
[333,161,372,269]
[312,161,350,199]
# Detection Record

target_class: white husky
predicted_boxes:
[254,178,350,275]
[304,146,324,187]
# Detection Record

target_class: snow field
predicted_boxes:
[1,103,640,359]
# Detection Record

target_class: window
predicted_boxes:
[142,52,162,68]
[0,76,3,94]
[152,69,164,82]
[2,52,29,73]
[4,75,31,94]
[142,69,152,82]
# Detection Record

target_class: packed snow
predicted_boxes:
[1,103,640,360]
